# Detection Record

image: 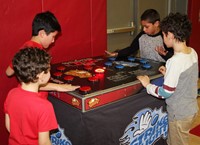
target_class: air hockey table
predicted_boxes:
[49,56,164,112]
[48,56,168,145]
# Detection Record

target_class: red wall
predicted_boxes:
[0,1,106,144]
[188,0,200,69]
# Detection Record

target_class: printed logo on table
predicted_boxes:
[119,107,168,145]
[51,125,72,145]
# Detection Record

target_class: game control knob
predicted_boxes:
[104,61,112,67]
[57,66,66,71]
[95,68,105,73]
[79,86,92,94]
[73,61,82,66]
[108,57,116,61]
[53,72,62,77]
[64,75,74,81]
[128,56,135,62]
[140,59,148,64]
[115,64,124,69]
[143,63,151,69]
[88,76,99,82]
[84,65,93,71]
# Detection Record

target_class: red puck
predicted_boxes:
[57,66,66,71]
[53,72,62,77]
[84,65,93,71]
[73,61,82,65]
[85,58,93,62]
[85,59,95,65]
[79,86,91,94]
[88,76,99,82]
[64,75,74,81]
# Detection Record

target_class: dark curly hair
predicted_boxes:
[160,12,192,42]
[12,48,51,83]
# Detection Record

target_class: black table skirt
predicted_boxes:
[48,91,168,145]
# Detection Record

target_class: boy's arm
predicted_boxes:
[105,50,118,57]
[40,82,80,92]
[159,46,174,61]
[117,31,144,58]
[6,66,15,77]
[38,131,52,145]
[163,49,174,60]
[5,114,10,132]
[137,76,172,99]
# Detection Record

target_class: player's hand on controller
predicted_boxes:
[105,50,118,57]
[159,66,166,75]
[137,75,150,88]
[155,46,168,56]
[57,84,80,92]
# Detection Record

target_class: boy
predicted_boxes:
[137,13,199,145]
[5,11,80,97]
[106,9,173,62]
[4,48,58,145]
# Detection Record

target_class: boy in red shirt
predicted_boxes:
[4,48,58,145]
[6,11,80,95]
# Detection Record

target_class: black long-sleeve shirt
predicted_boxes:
[117,31,173,62]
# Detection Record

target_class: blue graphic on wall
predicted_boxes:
[119,107,168,145]
[51,125,72,145]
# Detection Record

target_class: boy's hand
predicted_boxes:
[137,75,150,88]
[40,82,80,92]
[155,46,168,56]
[159,66,166,75]
[105,50,118,57]
[56,84,80,92]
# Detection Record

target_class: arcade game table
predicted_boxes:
[49,56,164,112]
[48,56,168,145]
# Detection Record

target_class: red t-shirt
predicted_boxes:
[4,87,58,145]
[10,41,48,99]
[9,40,44,69]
